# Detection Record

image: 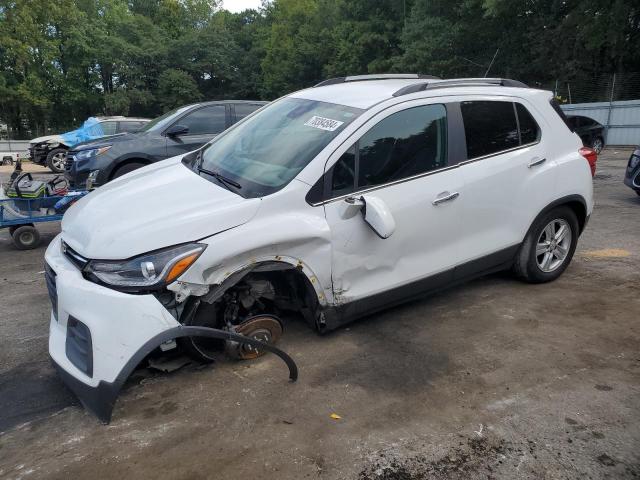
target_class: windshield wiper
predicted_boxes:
[197,166,242,190]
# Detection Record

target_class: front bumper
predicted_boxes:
[46,234,180,420]
[45,234,298,423]
[64,154,92,189]
[624,170,639,192]
[29,144,48,164]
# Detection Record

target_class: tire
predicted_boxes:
[46,148,67,173]
[112,162,146,179]
[12,225,41,250]
[591,137,604,154]
[513,206,579,283]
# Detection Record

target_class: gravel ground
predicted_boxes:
[0,150,638,479]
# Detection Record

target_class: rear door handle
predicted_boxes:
[432,191,460,206]
[528,157,546,168]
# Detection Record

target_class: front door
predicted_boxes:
[322,102,465,315]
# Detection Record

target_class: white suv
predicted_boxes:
[44,75,595,422]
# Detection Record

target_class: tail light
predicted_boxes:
[579,147,597,177]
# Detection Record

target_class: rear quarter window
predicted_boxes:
[515,103,541,144]
[549,100,573,131]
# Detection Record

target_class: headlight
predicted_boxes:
[85,243,206,290]
[629,154,640,170]
[75,145,111,161]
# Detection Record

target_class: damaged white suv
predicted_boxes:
[45,75,595,422]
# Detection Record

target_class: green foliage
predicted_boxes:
[0,0,638,138]
[157,69,203,110]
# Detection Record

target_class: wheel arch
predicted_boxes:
[109,157,152,179]
[53,325,298,424]
[169,255,327,329]
[528,194,588,238]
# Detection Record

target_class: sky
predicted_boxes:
[222,0,263,13]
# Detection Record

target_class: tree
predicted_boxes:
[325,0,404,76]
[156,69,203,111]
[259,0,335,98]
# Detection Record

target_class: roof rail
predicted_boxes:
[314,74,441,87]
[392,78,529,97]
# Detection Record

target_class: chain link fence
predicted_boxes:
[536,72,640,105]
[538,72,640,146]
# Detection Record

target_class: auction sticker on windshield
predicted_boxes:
[304,116,344,132]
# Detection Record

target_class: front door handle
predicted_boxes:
[432,191,460,206]
[528,157,546,168]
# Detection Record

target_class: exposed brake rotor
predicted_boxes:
[226,315,283,360]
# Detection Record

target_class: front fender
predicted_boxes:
[179,185,334,305]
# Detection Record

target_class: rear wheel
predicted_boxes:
[112,162,146,179]
[514,206,579,283]
[46,148,67,173]
[12,225,41,250]
[591,137,604,154]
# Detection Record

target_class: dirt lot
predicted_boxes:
[0,151,638,479]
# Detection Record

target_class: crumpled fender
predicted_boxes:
[52,326,298,424]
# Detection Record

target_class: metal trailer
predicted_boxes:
[0,192,87,249]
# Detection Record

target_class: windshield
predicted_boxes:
[192,97,363,197]
[142,105,193,133]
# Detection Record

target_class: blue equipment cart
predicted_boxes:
[0,191,87,249]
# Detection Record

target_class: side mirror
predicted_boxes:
[166,124,189,137]
[346,195,396,239]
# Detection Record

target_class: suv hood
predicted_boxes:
[30,134,62,145]
[61,157,261,259]
[71,132,134,151]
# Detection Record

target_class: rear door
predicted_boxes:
[165,105,229,158]
[455,98,555,272]
[322,101,466,310]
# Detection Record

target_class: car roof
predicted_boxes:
[199,100,269,106]
[96,116,151,122]
[290,77,546,110]
[290,79,422,109]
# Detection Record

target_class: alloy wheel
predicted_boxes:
[51,152,66,170]
[536,218,572,273]
[592,138,603,154]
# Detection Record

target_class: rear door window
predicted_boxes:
[177,105,226,135]
[461,101,519,159]
[99,121,117,136]
[118,121,146,133]
[234,104,263,123]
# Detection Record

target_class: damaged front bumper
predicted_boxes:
[45,235,297,424]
